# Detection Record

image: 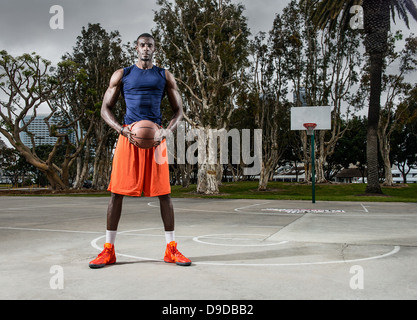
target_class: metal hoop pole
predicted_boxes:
[311,132,315,204]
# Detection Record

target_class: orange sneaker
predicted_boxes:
[89,243,116,269]
[164,241,192,266]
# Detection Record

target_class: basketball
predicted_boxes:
[129,120,159,149]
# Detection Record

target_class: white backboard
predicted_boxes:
[291,106,331,131]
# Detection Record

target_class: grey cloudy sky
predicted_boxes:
[0,0,289,64]
[1,0,416,63]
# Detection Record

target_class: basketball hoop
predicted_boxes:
[303,123,317,136]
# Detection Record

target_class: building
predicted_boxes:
[392,166,417,184]
[335,165,417,184]
[335,168,367,183]
[293,87,307,106]
[19,114,75,148]
[274,166,306,182]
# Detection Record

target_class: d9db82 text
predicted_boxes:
[206,304,254,316]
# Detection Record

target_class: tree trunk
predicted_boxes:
[17,143,68,190]
[363,0,390,194]
[381,153,393,186]
[378,130,393,186]
[196,126,221,195]
[73,138,91,189]
[197,163,220,194]
[399,165,410,184]
[258,159,275,191]
[180,164,191,187]
[365,52,384,193]
[45,169,67,190]
[92,137,112,190]
[316,132,328,183]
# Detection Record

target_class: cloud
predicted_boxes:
[0,0,160,63]
[0,0,287,63]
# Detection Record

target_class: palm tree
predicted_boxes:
[306,0,417,193]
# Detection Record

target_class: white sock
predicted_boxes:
[106,230,117,244]
[165,231,175,244]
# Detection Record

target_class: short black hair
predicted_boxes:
[136,33,154,43]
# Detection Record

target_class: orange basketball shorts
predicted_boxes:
[107,134,171,197]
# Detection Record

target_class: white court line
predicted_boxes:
[235,202,327,217]
[147,201,233,214]
[0,226,102,234]
[193,233,288,247]
[90,228,165,262]
[2,220,401,267]
[192,246,401,267]
[90,230,401,267]
[0,204,65,211]
[10,226,396,267]
[234,203,270,213]
[147,200,415,217]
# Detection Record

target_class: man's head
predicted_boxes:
[136,33,155,62]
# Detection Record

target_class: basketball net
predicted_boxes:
[303,123,317,136]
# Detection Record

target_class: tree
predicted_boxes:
[0,147,24,187]
[307,0,417,193]
[327,116,368,181]
[0,51,88,189]
[351,32,417,185]
[153,0,250,194]
[377,33,417,184]
[392,85,417,182]
[64,23,135,190]
[247,29,291,191]
[274,0,361,184]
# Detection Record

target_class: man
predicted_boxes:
[89,33,191,268]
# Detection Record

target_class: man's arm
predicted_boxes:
[165,70,184,132]
[154,70,184,145]
[101,69,125,135]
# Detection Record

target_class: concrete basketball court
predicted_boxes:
[0,195,416,300]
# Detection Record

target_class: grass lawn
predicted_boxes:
[1,181,416,202]
[170,181,417,203]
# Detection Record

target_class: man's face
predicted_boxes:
[136,37,155,62]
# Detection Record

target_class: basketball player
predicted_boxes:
[89,33,191,268]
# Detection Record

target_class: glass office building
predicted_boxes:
[20,115,75,148]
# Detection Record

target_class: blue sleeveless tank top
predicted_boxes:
[121,64,166,126]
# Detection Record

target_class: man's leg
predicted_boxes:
[159,194,191,266]
[158,194,174,232]
[107,192,124,231]
[89,192,123,269]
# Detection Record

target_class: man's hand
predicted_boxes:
[153,127,171,147]
[121,124,141,148]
